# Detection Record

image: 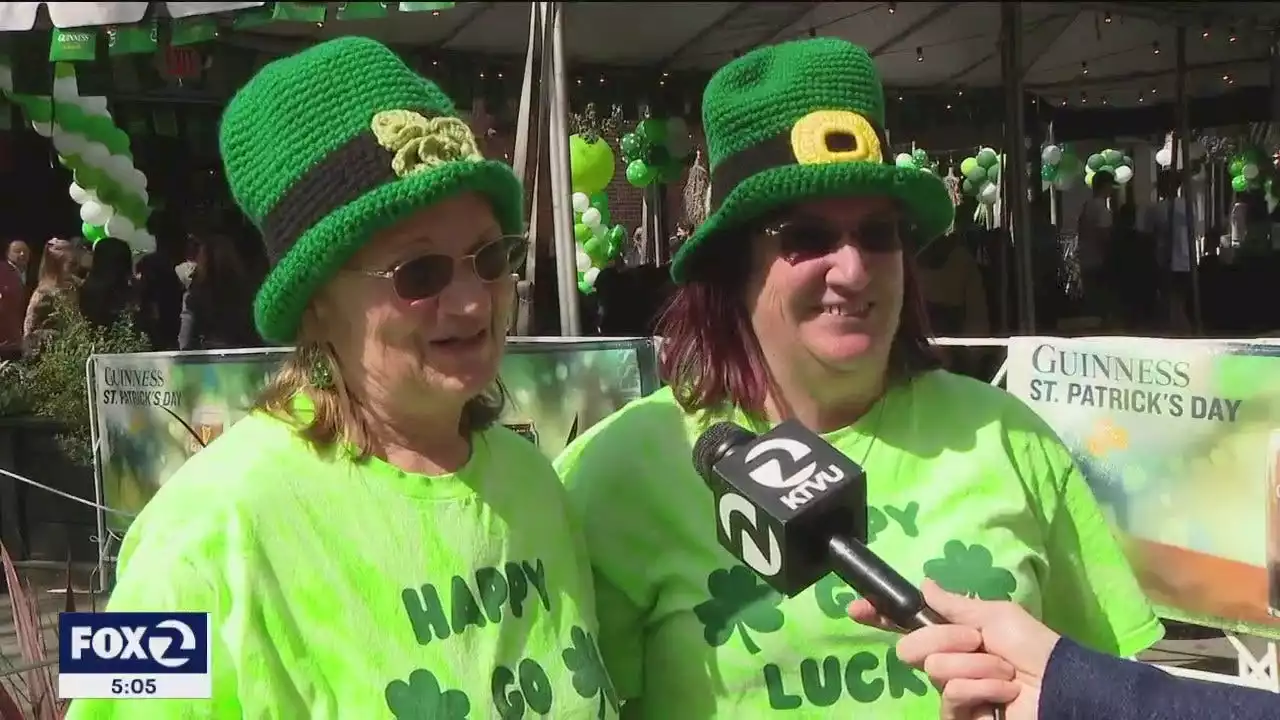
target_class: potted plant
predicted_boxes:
[0,297,149,561]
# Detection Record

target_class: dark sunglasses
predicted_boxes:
[358,235,527,302]
[763,215,904,262]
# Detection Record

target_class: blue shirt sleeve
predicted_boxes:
[1041,637,1280,720]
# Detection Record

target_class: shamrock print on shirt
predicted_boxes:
[385,668,471,719]
[562,625,619,720]
[693,565,785,654]
[923,541,1017,600]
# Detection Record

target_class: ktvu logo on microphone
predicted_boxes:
[58,612,212,700]
[714,421,856,591]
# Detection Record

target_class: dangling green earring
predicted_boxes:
[306,346,335,390]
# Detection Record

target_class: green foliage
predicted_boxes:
[0,295,149,467]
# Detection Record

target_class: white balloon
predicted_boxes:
[575,249,592,273]
[137,188,150,206]
[81,95,110,117]
[667,134,693,159]
[105,215,136,239]
[30,122,52,138]
[583,266,601,286]
[1243,163,1259,180]
[68,183,92,204]
[130,168,148,191]
[104,154,133,183]
[51,76,78,103]
[581,207,602,229]
[1155,147,1173,168]
[1041,145,1062,166]
[80,201,112,226]
[82,143,110,165]
[130,232,156,256]
[0,65,13,94]
[591,222,608,239]
[666,117,689,142]
[978,182,999,206]
[1114,165,1134,184]
[571,192,591,214]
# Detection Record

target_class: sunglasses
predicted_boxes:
[358,235,527,302]
[763,215,904,262]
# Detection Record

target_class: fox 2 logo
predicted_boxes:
[60,612,210,675]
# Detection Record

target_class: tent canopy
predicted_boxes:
[3,2,1274,108]
[245,1,1275,108]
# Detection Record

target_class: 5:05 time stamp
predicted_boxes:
[58,674,211,699]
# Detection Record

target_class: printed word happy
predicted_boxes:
[401,559,551,645]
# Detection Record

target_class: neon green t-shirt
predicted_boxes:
[68,412,620,720]
[555,370,1163,718]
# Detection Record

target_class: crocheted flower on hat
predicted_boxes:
[370,109,483,178]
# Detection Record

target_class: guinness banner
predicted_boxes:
[89,338,660,541]
[1008,336,1280,638]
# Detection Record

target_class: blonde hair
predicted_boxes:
[36,238,80,292]
[253,329,506,456]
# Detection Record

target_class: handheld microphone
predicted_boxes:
[692,420,943,630]
[693,420,1004,719]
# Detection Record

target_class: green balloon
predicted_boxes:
[1058,153,1080,173]
[964,164,987,183]
[625,159,657,187]
[1232,174,1249,193]
[589,191,609,211]
[1229,158,1245,177]
[1102,149,1123,167]
[960,157,979,177]
[1097,165,1115,176]
[635,119,667,145]
[976,148,998,168]
[82,223,105,242]
[606,224,626,250]
[1041,165,1058,181]
[568,134,616,195]
[619,133,643,162]
[962,177,979,196]
[1086,153,1104,171]
[985,165,1000,183]
[574,223,593,244]
[912,148,928,165]
[583,236,609,264]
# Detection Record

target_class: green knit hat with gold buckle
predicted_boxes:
[219,36,524,344]
[671,37,954,284]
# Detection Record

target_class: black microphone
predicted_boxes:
[692,420,944,630]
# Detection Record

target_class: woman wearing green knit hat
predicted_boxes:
[68,38,618,719]
[557,38,1161,718]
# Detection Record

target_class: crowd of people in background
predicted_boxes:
[0,226,266,361]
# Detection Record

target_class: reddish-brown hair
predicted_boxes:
[658,235,940,418]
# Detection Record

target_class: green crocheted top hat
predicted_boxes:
[671,37,954,284]
[219,36,524,344]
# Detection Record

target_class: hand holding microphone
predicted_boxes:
[850,581,1055,720]
[692,420,1006,719]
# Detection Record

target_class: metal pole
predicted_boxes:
[1005,3,1035,333]
[1175,26,1202,333]
[545,2,582,335]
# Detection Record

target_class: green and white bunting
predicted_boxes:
[0,61,154,253]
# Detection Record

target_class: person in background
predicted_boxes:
[6,239,30,281]
[1140,172,1194,333]
[1076,170,1115,319]
[134,252,185,350]
[0,256,24,360]
[178,234,263,350]
[67,37,612,719]
[79,237,136,330]
[849,581,1280,720]
[557,38,1161,718]
[23,237,81,353]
